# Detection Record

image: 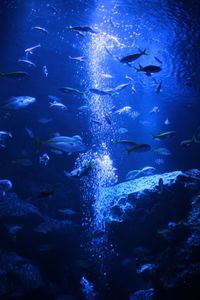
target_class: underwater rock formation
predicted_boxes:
[104,169,200,300]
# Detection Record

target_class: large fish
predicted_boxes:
[2,96,36,110]
[40,135,86,154]
[135,64,161,76]
[0,71,29,79]
[119,49,147,64]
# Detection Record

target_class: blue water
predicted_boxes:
[0,0,200,299]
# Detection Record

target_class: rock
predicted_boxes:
[0,250,43,298]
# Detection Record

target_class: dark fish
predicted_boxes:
[37,191,54,199]
[152,131,176,140]
[59,87,84,97]
[65,25,98,34]
[135,64,161,76]
[114,140,137,149]
[119,49,147,64]
[127,143,151,155]
[105,114,112,125]
[156,80,162,94]
[154,56,162,64]
[180,136,200,149]
[0,71,29,79]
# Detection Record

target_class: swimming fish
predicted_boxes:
[135,64,162,76]
[115,106,132,114]
[0,71,29,79]
[59,87,85,97]
[65,25,98,34]
[89,82,129,96]
[119,49,147,64]
[127,143,151,155]
[64,162,94,179]
[38,135,86,154]
[69,56,85,62]
[25,44,41,54]
[2,96,36,110]
[18,59,36,67]
[31,26,48,34]
[180,136,200,149]
[114,140,137,149]
[49,101,68,110]
[152,131,176,140]
[0,179,12,196]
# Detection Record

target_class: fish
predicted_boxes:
[25,128,34,139]
[0,71,29,79]
[164,117,170,125]
[153,147,171,156]
[38,117,52,124]
[119,49,148,64]
[2,96,36,110]
[127,143,151,155]
[180,136,200,149]
[18,59,36,67]
[101,73,113,78]
[31,26,48,34]
[43,65,48,77]
[154,158,165,165]
[152,131,176,140]
[89,82,129,96]
[0,179,12,196]
[59,87,85,97]
[117,127,128,134]
[38,135,86,154]
[25,44,41,54]
[69,56,85,62]
[39,153,50,166]
[47,4,58,14]
[154,56,162,64]
[49,101,68,110]
[5,224,23,235]
[11,158,33,167]
[64,162,94,179]
[149,106,159,114]
[65,25,98,34]
[156,80,162,94]
[59,208,76,215]
[0,131,12,148]
[115,106,132,114]
[135,64,162,76]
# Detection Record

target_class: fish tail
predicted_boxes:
[134,67,140,72]
[143,48,148,55]
[127,149,132,155]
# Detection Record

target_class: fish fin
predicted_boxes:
[143,48,148,55]
[64,170,70,177]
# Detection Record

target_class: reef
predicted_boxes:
[0,169,200,299]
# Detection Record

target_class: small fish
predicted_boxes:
[0,71,29,79]
[49,101,68,110]
[127,143,151,155]
[2,96,36,110]
[154,158,165,165]
[69,56,85,62]
[0,179,12,196]
[114,82,130,92]
[18,59,36,67]
[154,56,162,64]
[115,106,132,115]
[135,64,161,76]
[149,106,159,114]
[38,117,52,124]
[117,127,128,134]
[101,73,113,78]
[152,131,176,140]
[164,117,170,125]
[39,153,50,166]
[59,208,76,215]
[65,25,98,34]
[31,26,48,34]
[59,87,84,97]
[25,43,41,54]
[89,88,114,96]
[47,4,58,14]
[180,136,200,149]
[156,80,162,94]
[5,224,23,235]
[64,162,94,179]
[43,65,48,77]
[154,147,171,156]
[119,49,147,64]
[12,158,33,167]
[25,128,34,139]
